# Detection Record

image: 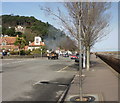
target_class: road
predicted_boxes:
[1,57,78,102]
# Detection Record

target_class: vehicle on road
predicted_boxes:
[63,53,69,57]
[47,51,58,60]
[75,54,83,63]
[75,54,84,68]
[70,55,78,59]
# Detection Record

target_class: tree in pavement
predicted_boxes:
[41,2,111,70]
[41,2,111,101]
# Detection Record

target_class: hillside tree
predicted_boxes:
[14,37,26,55]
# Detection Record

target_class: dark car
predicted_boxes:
[75,54,83,63]
[75,54,84,68]
[47,52,58,60]
[75,54,79,62]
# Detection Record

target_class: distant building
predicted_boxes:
[0,36,18,51]
[0,34,9,37]
[0,35,45,52]
[15,25,26,33]
[27,36,45,51]
[55,49,72,55]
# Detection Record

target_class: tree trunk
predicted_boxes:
[86,46,90,70]
[78,19,83,101]
[83,46,86,68]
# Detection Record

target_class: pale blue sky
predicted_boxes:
[2,2,118,52]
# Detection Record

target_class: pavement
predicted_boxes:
[1,57,77,102]
[65,55,119,102]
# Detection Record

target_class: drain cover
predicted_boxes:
[66,94,100,102]
[70,96,95,102]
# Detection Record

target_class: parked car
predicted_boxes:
[63,53,69,57]
[75,54,84,68]
[75,54,83,63]
[70,55,78,59]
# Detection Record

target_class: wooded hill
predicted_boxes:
[2,15,77,51]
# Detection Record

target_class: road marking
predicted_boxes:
[33,80,50,86]
[56,91,64,98]
[57,66,69,72]
[33,81,41,86]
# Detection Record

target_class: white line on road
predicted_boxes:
[57,66,69,72]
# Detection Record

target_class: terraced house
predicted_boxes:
[0,36,19,51]
[0,35,45,52]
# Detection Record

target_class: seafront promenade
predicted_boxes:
[65,55,119,102]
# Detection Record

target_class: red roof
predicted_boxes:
[0,37,17,45]
[29,41,45,46]
[0,45,18,49]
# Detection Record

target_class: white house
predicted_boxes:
[28,36,45,51]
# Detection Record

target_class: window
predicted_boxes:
[36,38,39,43]
[2,42,6,45]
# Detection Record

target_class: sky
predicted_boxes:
[1,1,119,52]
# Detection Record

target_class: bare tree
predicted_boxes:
[59,36,78,51]
[64,2,111,69]
[41,2,110,67]
[80,2,111,70]
[41,2,111,100]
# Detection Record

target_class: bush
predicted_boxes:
[25,50,31,55]
[20,50,25,55]
[10,51,19,55]
[10,50,31,55]
[31,49,41,54]
[20,50,31,55]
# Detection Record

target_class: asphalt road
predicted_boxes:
[1,57,78,102]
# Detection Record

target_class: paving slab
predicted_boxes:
[65,55,119,102]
